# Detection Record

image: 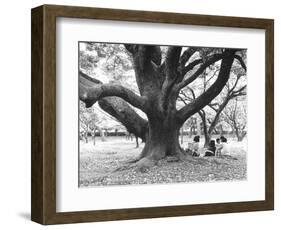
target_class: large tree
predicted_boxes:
[223,98,247,141]
[79,44,245,169]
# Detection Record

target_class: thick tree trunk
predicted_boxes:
[204,133,211,148]
[135,119,185,171]
[199,112,211,147]
[236,130,246,142]
[202,120,210,147]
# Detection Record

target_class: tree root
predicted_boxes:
[123,157,142,164]
[112,156,156,173]
[113,147,194,174]
[135,157,156,173]
[112,163,136,172]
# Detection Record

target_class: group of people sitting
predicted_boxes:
[186,135,228,157]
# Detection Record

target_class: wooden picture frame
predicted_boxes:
[31,4,274,225]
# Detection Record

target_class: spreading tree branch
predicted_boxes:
[234,54,247,71]
[176,49,237,125]
[98,98,148,141]
[79,71,148,140]
[161,47,182,111]
[230,85,247,98]
[179,47,198,67]
[180,59,203,78]
[79,72,147,112]
[176,53,224,90]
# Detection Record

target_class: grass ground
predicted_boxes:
[79,136,247,187]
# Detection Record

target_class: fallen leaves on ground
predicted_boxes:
[79,138,247,187]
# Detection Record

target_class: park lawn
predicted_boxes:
[79,136,247,187]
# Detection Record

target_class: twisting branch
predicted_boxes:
[176,53,224,90]
[166,47,182,74]
[205,68,220,85]
[228,74,240,93]
[178,88,196,108]
[98,98,148,141]
[79,71,148,140]
[161,47,182,111]
[126,45,163,96]
[230,85,247,97]
[79,82,147,112]
[208,104,219,112]
[186,87,196,100]
[180,59,203,79]
[178,95,188,105]
[176,49,237,125]
[177,47,200,83]
[179,47,198,67]
[234,54,247,71]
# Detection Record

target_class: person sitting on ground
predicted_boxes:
[205,140,216,156]
[215,138,223,157]
[191,135,200,157]
[220,136,229,155]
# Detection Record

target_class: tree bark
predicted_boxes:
[135,119,184,170]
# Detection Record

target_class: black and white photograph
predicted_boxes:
[79,42,247,187]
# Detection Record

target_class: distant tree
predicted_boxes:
[79,102,99,144]
[223,98,247,141]
[135,136,139,148]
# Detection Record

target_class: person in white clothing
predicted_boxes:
[220,136,229,155]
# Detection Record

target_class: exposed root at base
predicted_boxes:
[112,162,136,172]
[113,152,188,174]
[123,157,142,164]
[135,157,156,173]
[112,157,156,173]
